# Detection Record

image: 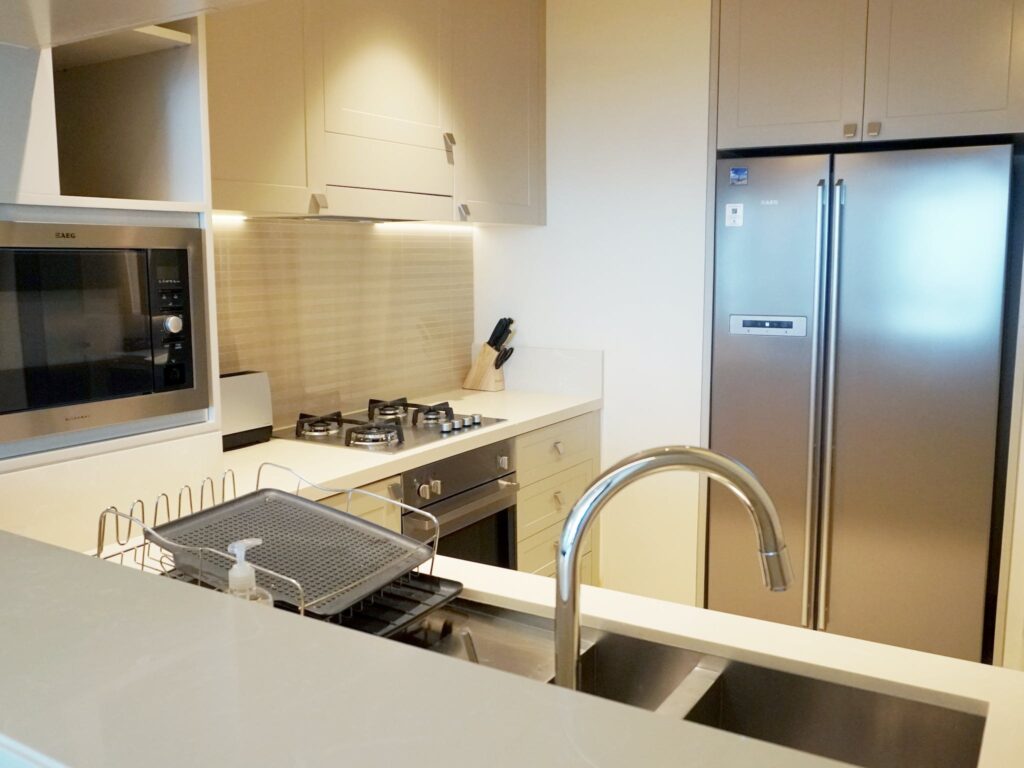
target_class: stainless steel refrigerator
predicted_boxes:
[708,145,1012,661]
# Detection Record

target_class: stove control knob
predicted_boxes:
[471,414,482,425]
[163,315,184,334]
[418,483,432,500]
[497,455,509,470]
[441,421,453,433]
[451,418,464,430]
[430,479,443,496]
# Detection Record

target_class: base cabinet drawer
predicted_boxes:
[319,476,402,533]
[515,412,599,487]
[516,461,593,542]
[518,518,592,578]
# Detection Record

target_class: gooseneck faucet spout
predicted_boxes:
[554,446,793,690]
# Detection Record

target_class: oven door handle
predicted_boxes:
[404,477,518,540]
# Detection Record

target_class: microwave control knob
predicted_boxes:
[471,414,482,425]
[163,315,184,334]
[418,483,432,501]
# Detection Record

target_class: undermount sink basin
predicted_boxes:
[684,661,984,768]
[422,600,985,768]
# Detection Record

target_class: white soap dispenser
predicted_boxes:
[226,538,274,607]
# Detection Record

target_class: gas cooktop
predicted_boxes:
[271,397,504,453]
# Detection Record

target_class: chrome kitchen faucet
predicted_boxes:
[554,446,793,690]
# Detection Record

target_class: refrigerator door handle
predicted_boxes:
[801,179,828,629]
[817,178,845,631]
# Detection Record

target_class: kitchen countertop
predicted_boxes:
[224,389,602,496]
[430,556,1024,768]
[0,531,846,768]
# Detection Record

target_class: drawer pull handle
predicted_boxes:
[553,490,564,507]
[553,441,565,456]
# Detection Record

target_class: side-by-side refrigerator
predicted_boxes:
[708,145,1012,661]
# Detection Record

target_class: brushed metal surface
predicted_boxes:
[708,154,830,626]
[685,660,985,768]
[824,146,1011,659]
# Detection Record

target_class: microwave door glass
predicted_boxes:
[0,249,153,415]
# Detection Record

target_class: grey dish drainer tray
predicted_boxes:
[150,488,433,617]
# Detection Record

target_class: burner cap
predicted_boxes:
[421,410,442,423]
[375,405,404,419]
[303,421,340,436]
[346,424,401,447]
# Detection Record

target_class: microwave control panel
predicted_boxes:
[149,248,194,391]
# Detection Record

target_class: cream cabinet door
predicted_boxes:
[316,0,454,197]
[862,0,1024,141]
[717,0,868,149]
[450,0,545,225]
[207,0,317,214]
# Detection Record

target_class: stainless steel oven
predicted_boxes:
[0,221,209,458]
[402,439,518,569]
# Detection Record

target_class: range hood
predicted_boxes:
[0,0,258,49]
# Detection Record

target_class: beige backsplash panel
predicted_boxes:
[213,220,473,426]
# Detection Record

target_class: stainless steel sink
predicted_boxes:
[419,599,985,768]
[684,661,985,768]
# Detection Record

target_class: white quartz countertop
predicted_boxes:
[0,532,846,768]
[224,389,602,496]
[428,556,1024,768]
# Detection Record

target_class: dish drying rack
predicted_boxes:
[96,462,441,617]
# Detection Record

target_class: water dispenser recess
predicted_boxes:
[729,315,807,336]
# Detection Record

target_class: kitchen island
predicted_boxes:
[2,531,1023,767]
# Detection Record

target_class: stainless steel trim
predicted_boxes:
[801,180,827,629]
[0,221,210,452]
[817,179,845,631]
[404,474,518,540]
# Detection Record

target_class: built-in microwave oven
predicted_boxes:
[0,221,210,459]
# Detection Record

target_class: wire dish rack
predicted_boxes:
[96,462,440,617]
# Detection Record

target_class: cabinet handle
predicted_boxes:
[458,203,471,219]
[444,131,456,146]
[842,123,858,139]
[553,441,565,456]
[866,121,882,138]
[553,490,564,508]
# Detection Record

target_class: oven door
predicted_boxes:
[403,475,518,569]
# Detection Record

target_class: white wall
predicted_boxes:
[473,0,712,604]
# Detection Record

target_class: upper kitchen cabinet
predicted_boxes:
[207,0,318,214]
[861,0,1024,142]
[717,0,868,149]
[311,0,455,221]
[52,18,206,204]
[1,18,207,207]
[717,0,1024,149]
[450,0,545,224]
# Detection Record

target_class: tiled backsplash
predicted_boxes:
[213,220,473,426]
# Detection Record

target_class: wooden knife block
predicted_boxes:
[463,343,505,392]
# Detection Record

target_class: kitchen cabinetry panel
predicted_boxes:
[862,0,1024,141]
[514,412,600,585]
[717,0,868,148]
[315,0,454,209]
[322,132,452,197]
[450,0,545,224]
[516,412,599,487]
[516,461,592,542]
[321,0,451,150]
[207,0,315,214]
[320,476,403,533]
